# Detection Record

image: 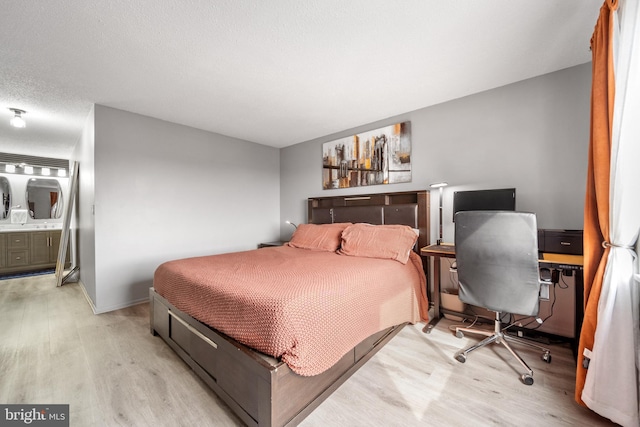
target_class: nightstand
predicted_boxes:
[257,241,288,248]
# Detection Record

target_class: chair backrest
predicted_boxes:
[454,211,541,316]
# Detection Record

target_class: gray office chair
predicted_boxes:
[453,211,551,385]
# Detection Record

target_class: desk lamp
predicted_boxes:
[430,182,448,245]
[285,220,298,230]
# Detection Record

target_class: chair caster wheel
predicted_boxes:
[521,374,534,385]
[454,353,466,363]
[455,330,464,339]
[542,352,551,363]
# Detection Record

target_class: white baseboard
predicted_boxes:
[76,279,97,314]
[76,280,149,314]
[94,296,149,314]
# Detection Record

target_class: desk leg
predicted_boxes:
[423,255,442,333]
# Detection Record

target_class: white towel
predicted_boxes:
[10,209,29,224]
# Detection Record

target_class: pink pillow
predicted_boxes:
[287,223,351,252]
[338,223,418,264]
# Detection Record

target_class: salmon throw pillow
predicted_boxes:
[338,223,418,264]
[287,223,352,252]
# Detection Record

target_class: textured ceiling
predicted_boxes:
[0,0,602,159]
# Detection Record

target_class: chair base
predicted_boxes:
[454,313,551,385]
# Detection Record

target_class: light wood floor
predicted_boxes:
[0,275,616,426]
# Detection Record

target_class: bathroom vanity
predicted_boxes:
[0,228,70,276]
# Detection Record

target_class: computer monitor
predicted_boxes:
[452,188,516,221]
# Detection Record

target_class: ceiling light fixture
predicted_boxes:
[8,108,26,128]
[42,167,51,176]
[5,164,16,173]
[57,169,67,177]
[24,166,34,174]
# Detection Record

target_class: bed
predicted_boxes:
[149,190,430,426]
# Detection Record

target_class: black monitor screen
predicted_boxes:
[453,188,516,221]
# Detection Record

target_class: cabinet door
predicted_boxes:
[29,231,50,265]
[0,234,6,269]
[49,231,61,263]
[49,231,69,265]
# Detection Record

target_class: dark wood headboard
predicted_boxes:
[307,190,431,251]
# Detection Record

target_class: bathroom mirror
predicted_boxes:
[0,177,10,220]
[26,178,63,219]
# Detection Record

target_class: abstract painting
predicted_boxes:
[322,121,411,189]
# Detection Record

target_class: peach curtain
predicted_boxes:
[575,0,617,406]
[580,0,640,423]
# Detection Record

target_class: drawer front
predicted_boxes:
[169,311,218,378]
[190,328,218,376]
[170,312,192,353]
[152,296,170,340]
[8,233,28,250]
[355,326,394,361]
[8,250,29,267]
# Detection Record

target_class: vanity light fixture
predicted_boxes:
[430,182,449,245]
[1,162,68,177]
[9,108,26,128]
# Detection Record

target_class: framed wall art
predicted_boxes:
[322,121,411,189]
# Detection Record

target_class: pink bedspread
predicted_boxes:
[153,246,428,376]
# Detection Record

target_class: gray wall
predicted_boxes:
[280,64,591,244]
[81,105,280,313]
[74,63,591,313]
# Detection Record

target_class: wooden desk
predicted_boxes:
[539,252,584,267]
[420,244,584,340]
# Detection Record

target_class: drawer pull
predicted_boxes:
[560,242,571,246]
[15,256,21,260]
[169,311,217,349]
